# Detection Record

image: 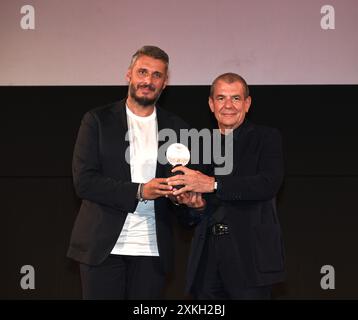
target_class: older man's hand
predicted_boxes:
[166,166,215,196]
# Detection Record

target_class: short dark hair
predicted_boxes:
[210,72,250,98]
[130,45,169,71]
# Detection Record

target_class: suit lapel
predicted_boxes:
[110,99,132,181]
[155,106,172,179]
[232,120,255,175]
[235,120,255,152]
[112,99,129,130]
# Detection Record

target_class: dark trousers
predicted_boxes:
[192,232,272,300]
[80,254,165,300]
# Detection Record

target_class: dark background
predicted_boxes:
[1,85,358,299]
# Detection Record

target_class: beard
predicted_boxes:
[129,83,162,107]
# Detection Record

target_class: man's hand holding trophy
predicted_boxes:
[166,143,206,210]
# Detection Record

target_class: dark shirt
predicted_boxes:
[209,122,244,225]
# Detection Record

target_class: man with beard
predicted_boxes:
[67,46,198,299]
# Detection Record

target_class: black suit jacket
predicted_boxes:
[67,99,189,274]
[186,120,285,292]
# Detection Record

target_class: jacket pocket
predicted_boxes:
[253,224,284,273]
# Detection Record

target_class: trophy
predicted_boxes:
[166,143,190,190]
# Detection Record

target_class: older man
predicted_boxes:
[168,73,285,299]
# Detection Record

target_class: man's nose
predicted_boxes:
[142,73,154,84]
[223,98,234,108]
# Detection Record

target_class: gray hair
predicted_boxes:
[210,72,250,98]
[129,45,169,71]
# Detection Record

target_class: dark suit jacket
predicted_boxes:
[67,99,189,274]
[186,120,285,292]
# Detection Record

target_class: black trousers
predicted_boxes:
[79,254,165,300]
[192,232,272,300]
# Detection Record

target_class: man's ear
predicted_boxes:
[125,68,131,83]
[244,96,252,113]
[162,74,169,90]
[208,97,214,113]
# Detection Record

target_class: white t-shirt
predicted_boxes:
[111,106,159,256]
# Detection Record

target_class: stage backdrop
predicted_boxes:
[1,0,358,299]
[1,0,357,85]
